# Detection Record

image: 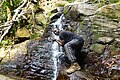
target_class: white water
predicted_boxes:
[52,34,63,80]
[51,14,64,80]
[51,14,65,31]
[52,40,59,80]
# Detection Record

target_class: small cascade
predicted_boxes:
[51,14,65,31]
[51,35,60,80]
[51,14,65,80]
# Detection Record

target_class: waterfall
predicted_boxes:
[51,14,65,31]
[52,36,60,80]
[51,14,65,80]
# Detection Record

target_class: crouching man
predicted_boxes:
[54,30,84,74]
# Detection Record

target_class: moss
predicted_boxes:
[56,1,69,7]
[67,0,73,3]
[92,31,104,41]
[90,44,106,54]
[35,13,48,28]
[97,3,120,20]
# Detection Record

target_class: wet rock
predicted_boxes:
[50,12,63,21]
[22,26,56,80]
[90,44,105,54]
[0,40,30,79]
[97,37,114,44]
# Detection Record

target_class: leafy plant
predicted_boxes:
[1,0,21,22]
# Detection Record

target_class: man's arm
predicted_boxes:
[56,40,64,46]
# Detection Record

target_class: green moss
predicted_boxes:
[67,0,73,3]
[97,2,120,21]
[92,31,104,41]
[90,44,105,54]
[56,1,69,7]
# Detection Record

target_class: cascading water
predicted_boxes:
[51,14,65,80]
[51,14,65,31]
[51,34,61,80]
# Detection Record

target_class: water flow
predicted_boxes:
[51,14,64,80]
[52,35,60,80]
[51,14,65,31]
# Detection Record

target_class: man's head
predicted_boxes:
[52,28,60,35]
[50,24,63,35]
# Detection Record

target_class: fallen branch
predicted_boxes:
[0,0,30,42]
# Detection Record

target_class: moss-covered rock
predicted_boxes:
[35,13,48,27]
[96,3,120,21]
[55,1,69,7]
[63,3,80,20]
[90,44,105,54]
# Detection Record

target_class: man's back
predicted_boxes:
[59,31,82,44]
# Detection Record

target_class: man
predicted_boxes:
[54,30,84,73]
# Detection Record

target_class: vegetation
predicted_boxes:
[1,0,21,22]
[0,0,22,45]
[0,0,41,45]
[55,1,69,7]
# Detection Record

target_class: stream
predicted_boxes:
[51,14,65,80]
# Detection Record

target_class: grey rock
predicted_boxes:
[97,37,114,44]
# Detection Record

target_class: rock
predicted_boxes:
[15,27,30,38]
[74,0,89,2]
[0,74,28,80]
[56,1,69,7]
[64,3,80,20]
[96,3,120,20]
[0,40,29,63]
[69,71,95,80]
[90,44,105,54]
[50,12,63,21]
[35,13,48,27]
[97,37,114,44]
[64,2,98,20]
[39,0,69,14]
[111,51,120,56]
[109,45,116,51]
[0,75,15,80]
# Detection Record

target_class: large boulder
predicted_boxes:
[0,40,29,76]
[63,2,98,20]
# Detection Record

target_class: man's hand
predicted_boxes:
[56,40,64,46]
